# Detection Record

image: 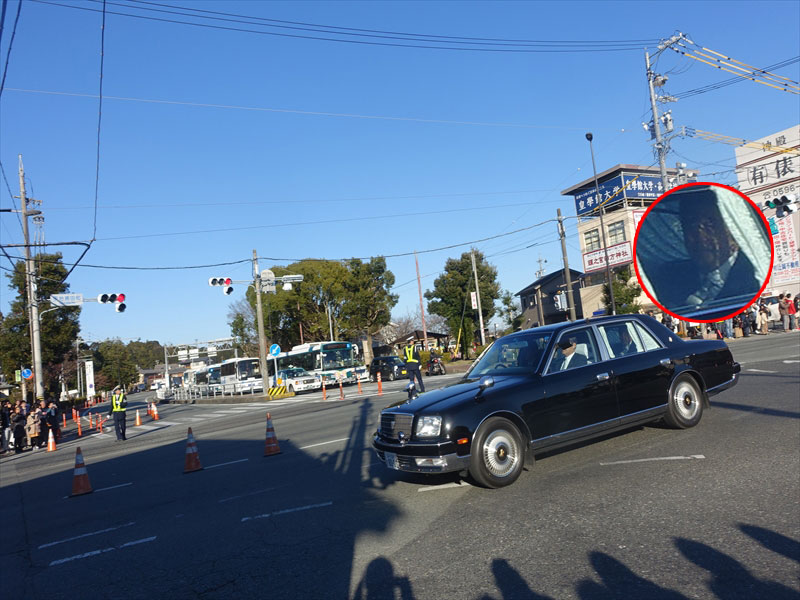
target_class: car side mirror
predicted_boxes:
[476,376,494,402]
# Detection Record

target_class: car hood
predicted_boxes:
[381,375,527,414]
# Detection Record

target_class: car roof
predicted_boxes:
[503,314,656,338]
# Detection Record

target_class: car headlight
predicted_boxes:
[415,416,441,438]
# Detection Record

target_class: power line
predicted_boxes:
[673,56,800,99]
[89,201,560,242]
[91,0,106,241]
[0,0,22,101]
[2,216,558,269]
[32,0,656,53]
[6,88,592,131]
[127,0,660,46]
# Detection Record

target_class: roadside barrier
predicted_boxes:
[89,413,94,429]
[77,417,82,437]
[339,381,344,400]
[69,447,93,497]
[264,412,281,456]
[267,386,287,397]
[135,409,141,427]
[377,372,383,396]
[183,428,203,473]
[47,429,57,452]
[322,381,327,401]
[62,413,67,429]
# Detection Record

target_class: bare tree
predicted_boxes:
[227,297,259,356]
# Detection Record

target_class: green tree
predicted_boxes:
[341,257,398,364]
[499,289,522,334]
[0,253,81,397]
[425,249,500,358]
[127,340,164,369]
[602,266,642,314]
[91,339,138,390]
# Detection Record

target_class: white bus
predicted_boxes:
[194,363,222,393]
[220,357,263,393]
[278,342,367,386]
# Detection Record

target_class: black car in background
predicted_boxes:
[373,314,740,488]
[369,356,409,382]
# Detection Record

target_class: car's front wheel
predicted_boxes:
[287,385,294,394]
[664,375,704,429]
[469,417,524,488]
[388,371,395,381]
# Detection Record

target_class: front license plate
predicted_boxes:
[385,452,399,470]
[401,370,407,375]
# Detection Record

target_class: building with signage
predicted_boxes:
[734,125,800,298]
[515,269,584,329]
[561,164,692,316]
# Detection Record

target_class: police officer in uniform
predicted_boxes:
[403,340,425,394]
[108,386,128,441]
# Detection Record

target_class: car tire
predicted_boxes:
[440,364,447,375]
[288,385,294,394]
[469,417,524,488]
[664,375,704,429]
[388,372,395,381]
[369,373,376,383]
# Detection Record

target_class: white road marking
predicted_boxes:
[746,369,778,373]
[299,437,349,450]
[600,455,705,466]
[206,458,249,469]
[150,420,181,426]
[134,424,159,430]
[241,501,333,522]
[218,485,286,503]
[783,360,800,364]
[418,482,467,492]
[49,536,157,567]
[38,522,136,549]
[95,482,133,493]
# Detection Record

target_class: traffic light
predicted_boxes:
[774,194,797,219]
[208,276,233,295]
[98,293,126,312]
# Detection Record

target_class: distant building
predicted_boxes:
[734,124,799,298]
[561,163,694,316]
[516,269,585,329]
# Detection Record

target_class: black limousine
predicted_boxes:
[373,314,740,488]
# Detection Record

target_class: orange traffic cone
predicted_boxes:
[77,417,82,437]
[357,379,363,395]
[88,413,94,429]
[153,404,160,421]
[377,372,383,396]
[47,429,57,452]
[147,402,152,417]
[183,428,203,473]
[264,412,281,456]
[69,447,93,497]
[322,381,327,401]
[135,409,141,426]
[338,381,344,400]
[62,413,67,429]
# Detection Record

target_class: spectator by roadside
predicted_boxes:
[10,406,26,454]
[758,300,770,335]
[787,293,797,331]
[26,407,43,450]
[1,400,11,454]
[778,293,790,332]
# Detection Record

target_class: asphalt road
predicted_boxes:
[1,335,798,600]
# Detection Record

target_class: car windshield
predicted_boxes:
[282,368,308,378]
[385,356,403,366]
[467,332,552,377]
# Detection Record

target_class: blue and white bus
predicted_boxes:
[279,342,367,385]
[220,357,263,393]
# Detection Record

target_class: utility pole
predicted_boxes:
[645,34,686,191]
[163,345,170,390]
[19,155,45,401]
[535,256,547,279]
[470,250,486,346]
[557,209,577,322]
[252,250,270,391]
[585,133,617,316]
[414,251,428,351]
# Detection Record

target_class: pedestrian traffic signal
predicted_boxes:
[98,293,126,312]
[774,194,797,219]
[208,277,233,295]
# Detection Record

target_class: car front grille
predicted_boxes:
[380,412,414,440]
[303,379,315,384]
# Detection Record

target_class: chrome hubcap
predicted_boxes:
[483,429,518,477]
[673,382,699,420]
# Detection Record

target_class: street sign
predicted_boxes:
[470,292,478,310]
[21,368,33,380]
[261,269,277,294]
[269,344,281,357]
[49,293,84,306]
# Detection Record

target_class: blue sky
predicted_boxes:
[1,0,798,346]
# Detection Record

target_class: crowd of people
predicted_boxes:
[0,398,62,455]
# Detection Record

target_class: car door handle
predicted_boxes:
[660,358,672,367]
[596,373,610,381]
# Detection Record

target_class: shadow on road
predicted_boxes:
[711,400,800,420]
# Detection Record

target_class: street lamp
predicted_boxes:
[585,132,617,315]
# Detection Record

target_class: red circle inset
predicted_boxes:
[632,181,774,323]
